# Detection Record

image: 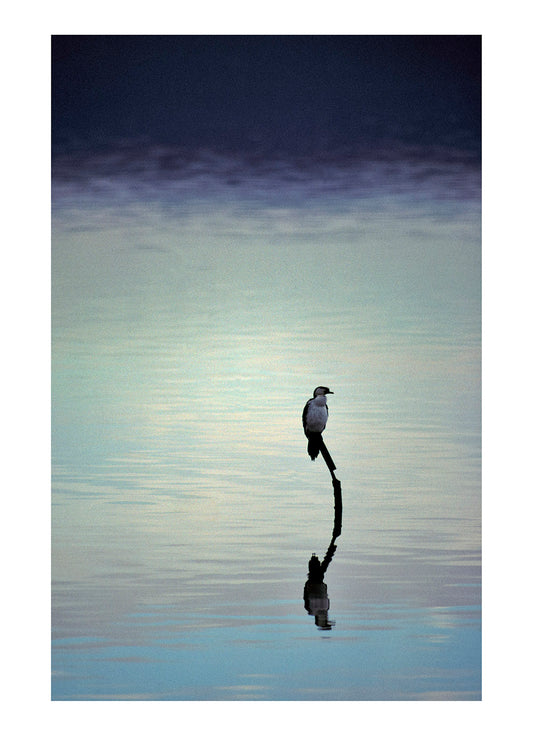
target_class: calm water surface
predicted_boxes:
[52,154,481,700]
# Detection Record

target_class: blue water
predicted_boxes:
[52,149,481,700]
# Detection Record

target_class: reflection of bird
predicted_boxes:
[302,386,333,460]
[304,553,336,630]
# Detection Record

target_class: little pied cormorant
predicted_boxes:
[302,386,334,460]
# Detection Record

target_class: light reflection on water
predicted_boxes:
[52,165,480,700]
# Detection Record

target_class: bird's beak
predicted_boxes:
[328,390,334,394]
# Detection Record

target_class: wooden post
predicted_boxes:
[318,436,336,474]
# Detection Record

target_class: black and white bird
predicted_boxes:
[302,386,334,460]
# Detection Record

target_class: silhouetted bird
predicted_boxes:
[302,386,333,460]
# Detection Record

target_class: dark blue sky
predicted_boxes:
[52,35,481,159]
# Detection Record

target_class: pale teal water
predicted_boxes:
[52,156,481,700]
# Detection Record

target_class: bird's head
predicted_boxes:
[313,386,334,397]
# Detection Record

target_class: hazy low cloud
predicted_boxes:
[52,140,480,210]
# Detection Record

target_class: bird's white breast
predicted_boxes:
[305,398,328,433]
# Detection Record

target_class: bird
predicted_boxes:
[302,386,334,460]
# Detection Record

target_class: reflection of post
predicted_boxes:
[332,477,342,538]
[303,469,343,630]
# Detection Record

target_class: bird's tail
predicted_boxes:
[307,434,321,461]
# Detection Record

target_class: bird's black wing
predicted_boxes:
[302,398,311,435]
